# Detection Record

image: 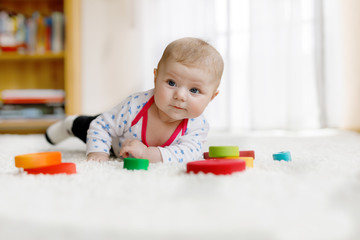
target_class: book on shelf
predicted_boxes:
[0,10,64,54]
[0,103,65,120]
[0,89,65,120]
[2,89,65,104]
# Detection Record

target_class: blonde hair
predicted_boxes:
[157,37,224,83]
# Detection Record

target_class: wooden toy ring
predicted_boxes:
[24,163,77,175]
[187,159,246,175]
[239,150,255,159]
[123,158,149,170]
[236,157,254,168]
[224,157,254,168]
[15,152,62,169]
[205,156,254,168]
[273,151,291,161]
[208,146,239,158]
[204,150,255,159]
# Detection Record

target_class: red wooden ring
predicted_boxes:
[239,150,255,159]
[187,159,246,175]
[24,162,77,175]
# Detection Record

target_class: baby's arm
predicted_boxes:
[87,152,109,161]
[86,115,114,161]
[119,139,162,163]
[86,98,130,160]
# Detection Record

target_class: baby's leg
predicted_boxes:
[45,115,99,145]
[71,115,99,143]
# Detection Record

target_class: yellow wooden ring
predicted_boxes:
[238,157,253,168]
[224,156,254,168]
[209,146,239,158]
[15,152,62,169]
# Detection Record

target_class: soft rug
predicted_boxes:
[0,130,359,240]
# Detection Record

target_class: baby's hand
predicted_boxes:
[87,152,109,161]
[119,139,147,159]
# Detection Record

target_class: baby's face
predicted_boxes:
[153,58,219,122]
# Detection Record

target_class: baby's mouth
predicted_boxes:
[172,105,184,110]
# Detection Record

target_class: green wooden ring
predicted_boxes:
[208,146,239,158]
[123,158,149,170]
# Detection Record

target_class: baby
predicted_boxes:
[45,37,224,163]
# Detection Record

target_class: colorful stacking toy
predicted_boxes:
[187,146,254,175]
[123,158,149,170]
[14,151,76,175]
[203,149,255,168]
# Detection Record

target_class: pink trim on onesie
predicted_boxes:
[131,96,188,147]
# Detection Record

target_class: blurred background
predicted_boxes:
[1,0,360,134]
[80,0,356,132]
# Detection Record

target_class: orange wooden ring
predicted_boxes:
[15,152,62,169]
[24,162,76,175]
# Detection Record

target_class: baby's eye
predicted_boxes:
[190,88,200,94]
[167,80,176,87]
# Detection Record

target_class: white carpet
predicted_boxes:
[0,130,359,240]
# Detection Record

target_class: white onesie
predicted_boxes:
[86,89,209,163]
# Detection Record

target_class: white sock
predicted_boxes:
[45,115,78,145]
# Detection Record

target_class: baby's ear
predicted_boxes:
[153,68,158,84]
[211,90,219,101]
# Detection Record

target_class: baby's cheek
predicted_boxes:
[189,102,205,118]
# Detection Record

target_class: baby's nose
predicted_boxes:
[174,88,187,101]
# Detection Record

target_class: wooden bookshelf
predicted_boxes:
[0,119,60,134]
[0,52,65,61]
[0,0,82,134]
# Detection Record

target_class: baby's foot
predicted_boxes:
[45,115,78,145]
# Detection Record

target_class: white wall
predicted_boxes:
[324,0,344,127]
[81,0,143,115]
